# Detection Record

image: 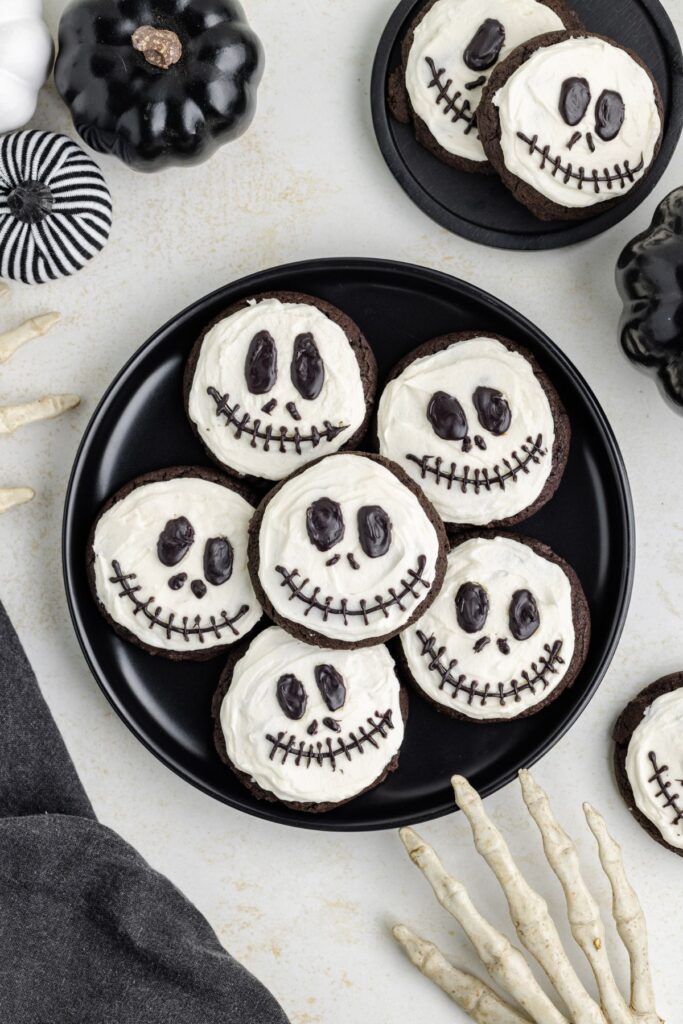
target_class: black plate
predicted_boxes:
[63,259,634,831]
[371,0,683,249]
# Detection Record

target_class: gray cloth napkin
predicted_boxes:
[0,601,288,1024]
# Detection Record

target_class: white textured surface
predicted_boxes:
[0,1,681,1020]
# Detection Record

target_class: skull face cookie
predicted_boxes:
[614,674,683,857]
[88,468,262,659]
[377,333,569,528]
[393,0,581,171]
[213,626,407,811]
[185,292,377,481]
[249,452,448,648]
[400,534,590,721]
[478,32,663,218]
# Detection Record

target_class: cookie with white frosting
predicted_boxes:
[377,332,570,529]
[249,451,448,649]
[88,467,263,660]
[614,674,683,857]
[184,292,377,482]
[400,533,590,721]
[477,32,664,219]
[388,0,582,172]
[213,626,407,812]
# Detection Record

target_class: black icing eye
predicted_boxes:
[306,497,345,551]
[559,77,591,126]
[315,664,346,711]
[276,674,307,720]
[473,386,511,435]
[427,391,468,440]
[463,18,505,71]
[291,332,324,400]
[203,536,233,586]
[595,90,625,141]
[358,505,392,559]
[509,589,540,641]
[455,582,489,633]
[157,517,194,566]
[245,330,277,394]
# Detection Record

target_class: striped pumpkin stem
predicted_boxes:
[7,181,53,225]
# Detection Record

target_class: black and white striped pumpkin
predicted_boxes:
[0,130,112,285]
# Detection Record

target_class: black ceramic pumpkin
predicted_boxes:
[616,187,683,412]
[55,0,264,173]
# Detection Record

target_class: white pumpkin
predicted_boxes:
[0,0,54,133]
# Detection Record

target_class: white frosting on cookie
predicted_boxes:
[92,476,262,654]
[405,0,565,162]
[625,688,683,850]
[219,627,405,805]
[493,36,661,208]
[187,298,367,481]
[257,453,443,644]
[401,536,576,720]
[377,337,556,526]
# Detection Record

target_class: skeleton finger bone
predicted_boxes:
[0,394,80,436]
[452,775,605,1024]
[0,282,9,305]
[393,924,532,1024]
[583,804,662,1024]
[519,771,631,1024]
[399,826,569,1024]
[0,312,61,363]
[0,487,34,513]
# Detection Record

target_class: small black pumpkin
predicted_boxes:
[55,0,264,173]
[616,187,683,412]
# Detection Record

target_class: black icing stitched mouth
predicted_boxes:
[516,133,645,194]
[646,751,683,827]
[416,629,565,708]
[425,57,480,136]
[266,708,394,771]
[406,434,546,493]
[207,387,348,454]
[109,561,249,643]
[274,554,430,625]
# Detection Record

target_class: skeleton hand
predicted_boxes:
[394,771,662,1024]
[0,285,79,512]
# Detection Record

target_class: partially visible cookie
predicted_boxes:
[388,0,582,173]
[400,532,590,721]
[376,332,570,529]
[88,467,263,660]
[212,626,408,812]
[184,291,377,482]
[614,674,683,857]
[477,32,664,220]
[249,451,448,649]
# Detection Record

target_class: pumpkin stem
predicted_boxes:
[7,181,54,225]
[131,26,182,69]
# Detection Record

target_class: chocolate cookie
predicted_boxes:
[184,291,377,482]
[614,674,683,857]
[88,466,263,660]
[477,31,664,220]
[212,626,408,812]
[376,331,570,529]
[248,450,449,649]
[388,0,582,173]
[399,532,590,721]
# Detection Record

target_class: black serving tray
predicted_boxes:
[371,0,683,249]
[63,259,634,830]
